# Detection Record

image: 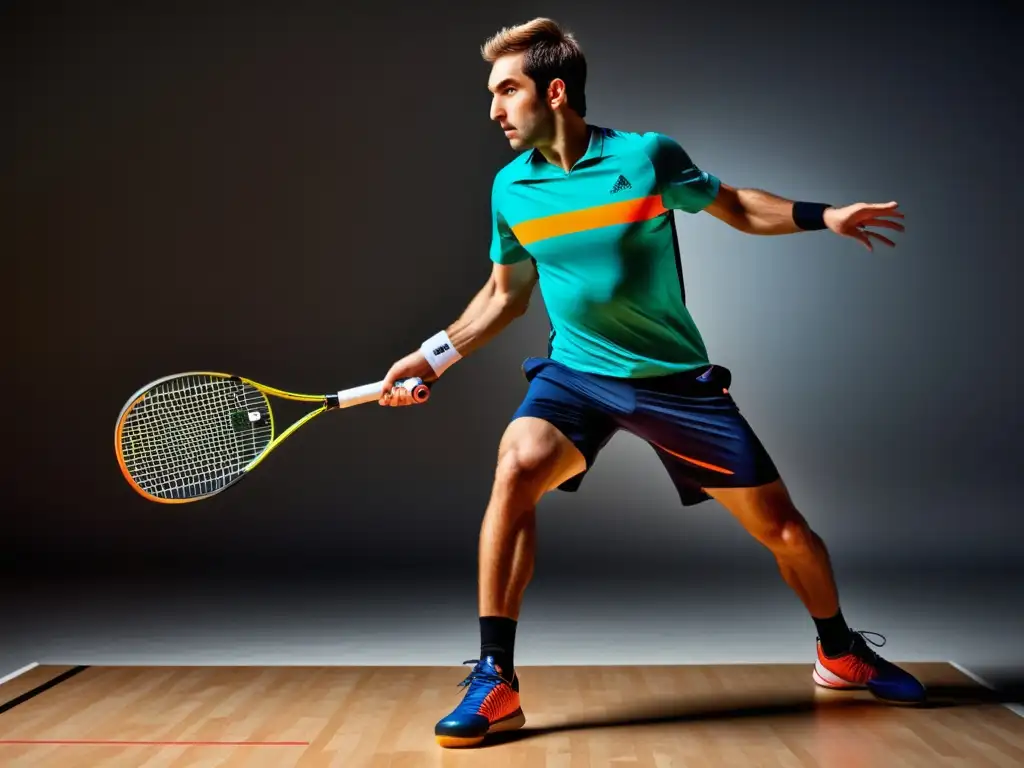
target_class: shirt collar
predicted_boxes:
[523,124,605,175]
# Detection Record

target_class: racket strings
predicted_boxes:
[119,375,272,500]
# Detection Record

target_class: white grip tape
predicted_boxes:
[420,330,461,377]
[336,382,384,407]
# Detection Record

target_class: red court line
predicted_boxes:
[0,739,309,746]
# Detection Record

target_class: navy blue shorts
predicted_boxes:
[511,357,780,506]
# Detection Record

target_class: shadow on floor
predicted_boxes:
[482,678,1024,747]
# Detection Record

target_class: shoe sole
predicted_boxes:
[813,661,864,690]
[435,708,526,748]
[813,662,925,706]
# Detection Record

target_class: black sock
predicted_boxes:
[814,608,853,657]
[480,615,517,679]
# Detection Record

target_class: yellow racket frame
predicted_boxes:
[114,371,427,504]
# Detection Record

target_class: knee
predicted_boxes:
[763,511,817,558]
[493,438,561,504]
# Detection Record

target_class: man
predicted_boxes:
[378,17,925,749]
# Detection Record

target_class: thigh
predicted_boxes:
[623,369,780,506]
[509,358,619,493]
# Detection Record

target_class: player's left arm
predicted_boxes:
[647,132,904,251]
[704,182,905,252]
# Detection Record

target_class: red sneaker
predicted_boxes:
[813,630,926,704]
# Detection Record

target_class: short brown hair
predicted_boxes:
[481,18,587,118]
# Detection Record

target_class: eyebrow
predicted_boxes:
[488,77,518,93]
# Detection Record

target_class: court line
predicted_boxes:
[0,665,89,717]
[0,662,39,688]
[949,660,1024,718]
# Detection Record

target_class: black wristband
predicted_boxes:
[792,201,831,231]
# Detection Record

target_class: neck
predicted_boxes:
[536,113,590,172]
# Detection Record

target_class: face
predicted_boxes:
[487,52,555,151]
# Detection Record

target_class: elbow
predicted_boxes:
[708,195,755,234]
[507,295,532,319]
[496,289,531,319]
[725,206,760,234]
[727,203,756,233]
[735,215,758,234]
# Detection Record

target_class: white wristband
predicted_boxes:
[420,330,462,377]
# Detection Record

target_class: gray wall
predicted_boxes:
[5,1,1021,582]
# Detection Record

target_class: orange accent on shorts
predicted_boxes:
[511,194,669,246]
[651,441,734,475]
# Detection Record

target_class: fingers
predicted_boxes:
[847,228,897,251]
[866,200,900,211]
[864,230,896,248]
[379,381,420,407]
[860,202,904,219]
[388,386,412,407]
[851,202,904,223]
[861,217,905,232]
[844,203,904,252]
[848,229,874,251]
[378,375,396,405]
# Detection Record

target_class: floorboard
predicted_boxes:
[0,661,1020,766]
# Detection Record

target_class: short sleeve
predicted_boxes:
[645,133,721,213]
[489,176,531,265]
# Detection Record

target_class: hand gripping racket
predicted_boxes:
[114,372,429,504]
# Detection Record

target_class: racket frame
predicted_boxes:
[114,371,426,504]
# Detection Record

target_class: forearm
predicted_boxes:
[722,188,830,236]
[444,277,527,358]
[730,188,805,235]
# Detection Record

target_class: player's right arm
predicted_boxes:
[378,258,537,406]
[446,258,537,357]
[379,173,536,406]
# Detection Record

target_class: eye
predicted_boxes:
[504,87,516,95]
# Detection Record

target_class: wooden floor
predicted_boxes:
[0,662,1021,767]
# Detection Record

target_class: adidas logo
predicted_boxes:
[609,174,632,194]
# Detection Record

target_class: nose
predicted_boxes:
[490,97,504,123]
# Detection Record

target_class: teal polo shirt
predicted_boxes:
[489,125,722,379]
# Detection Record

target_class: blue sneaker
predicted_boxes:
[813,630,927,705]
[434,656,526,748]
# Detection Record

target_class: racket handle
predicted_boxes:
[333,377,430,408]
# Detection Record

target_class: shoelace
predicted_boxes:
[455,659,506,696]
[845,630,888,678]
[854,630,886,648]
[851,629,887,656]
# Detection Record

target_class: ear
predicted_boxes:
[547,78,567,109]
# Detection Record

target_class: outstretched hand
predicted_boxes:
[824,201,905,251]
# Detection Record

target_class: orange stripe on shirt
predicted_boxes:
[511,194,669,246]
